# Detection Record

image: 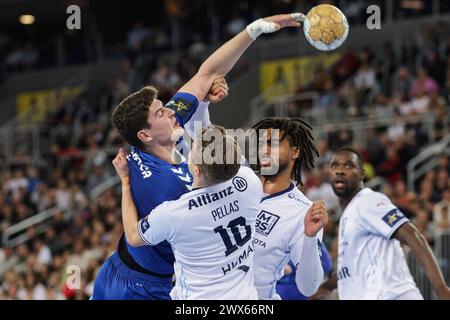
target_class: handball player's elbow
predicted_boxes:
[127,233,142,247]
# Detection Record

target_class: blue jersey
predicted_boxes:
[126,92,198,275]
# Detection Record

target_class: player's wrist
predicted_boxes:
[435,284,449,296]
[303,232,318,240]
[246,18,278,40]
[120,176,130,185]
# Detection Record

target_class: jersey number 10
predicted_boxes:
[214,217,251,257]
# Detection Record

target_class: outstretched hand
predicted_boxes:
[262,13,306,30]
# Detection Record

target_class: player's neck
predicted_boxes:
[339,186,363,210]
[192,176,208,189]
[259,170,292,195]
[143,143,177,164]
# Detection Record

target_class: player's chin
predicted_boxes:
[171,127,185,141]
[259,164,280,176]
[332,184,350,198]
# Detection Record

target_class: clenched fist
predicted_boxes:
[112,148,129,178]
[205,77,229,103]
[304,200,328,237]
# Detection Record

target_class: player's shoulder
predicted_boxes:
[263,184,312,211]
[127,147,187,179]
[356,188,393,208]
[236,165,259,181]
[286,187,313,208]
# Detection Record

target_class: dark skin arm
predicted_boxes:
[308,273,337,300]
[393,222,450,300]
[311,222,450,300]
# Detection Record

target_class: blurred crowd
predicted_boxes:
[1,1,450,300]
[1,0,450,80]
[294,19,450,269]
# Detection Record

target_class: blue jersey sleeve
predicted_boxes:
[165,92,199,127]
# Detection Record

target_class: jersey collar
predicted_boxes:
[133,146,185,167]
[260,183,295,203]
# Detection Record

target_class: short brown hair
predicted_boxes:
[111,86,158,148]
[193,125,241,185]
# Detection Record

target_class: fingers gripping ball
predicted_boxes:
[303,4,349,51]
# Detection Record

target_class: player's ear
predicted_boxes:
[361,166,367,182]
[292,147,300,160]
[193,164,202,178]
[137,129,153,144]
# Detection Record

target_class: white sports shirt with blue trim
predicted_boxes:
[337,188,422,300]
[137,166,263,300]
[252,184,324,299]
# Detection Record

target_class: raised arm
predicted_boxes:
[394,222,450,300]
[112,148,145,247]
[113,149,174,247]
[292,201,328,297]
[178,13,305,102]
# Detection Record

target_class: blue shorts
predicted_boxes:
[91,252,173,300]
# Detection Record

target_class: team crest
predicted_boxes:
[140,216,150,234]
[382,209,404,227]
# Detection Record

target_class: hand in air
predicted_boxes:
[205,77,229,103]
[112,148,129,178]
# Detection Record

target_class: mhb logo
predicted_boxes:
[255,210,280,236]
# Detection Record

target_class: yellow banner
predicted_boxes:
[260,52,342,97]
[16,86,84,125]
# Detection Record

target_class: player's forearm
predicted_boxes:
[322,272,338,290]
[120,177,144,247]
[295,235,324,297]
[405,228,447,295]
[197,30,253,79]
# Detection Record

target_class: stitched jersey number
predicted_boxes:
[214,216,251,257]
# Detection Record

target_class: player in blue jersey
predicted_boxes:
[92,13,306,300]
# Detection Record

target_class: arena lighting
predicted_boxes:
[399,0,425,10]
[19,14,35,25]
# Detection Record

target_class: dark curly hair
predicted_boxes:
[252,118,319,186]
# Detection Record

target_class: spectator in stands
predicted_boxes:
[410,68,439,97]
[422,49,446,87]
[434,189,450,233]
[392,66,414,100]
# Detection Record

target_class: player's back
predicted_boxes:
[164,166,262,299]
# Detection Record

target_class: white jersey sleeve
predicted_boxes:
[183,101,211,139]
[137,202,175,245]
[288,212,324,297]
[359,192,409,239]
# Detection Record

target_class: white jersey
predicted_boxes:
[337,188,422,300]
[252,184,323,299]
[138,166,262,300]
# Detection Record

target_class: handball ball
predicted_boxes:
[303,4,349,51]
